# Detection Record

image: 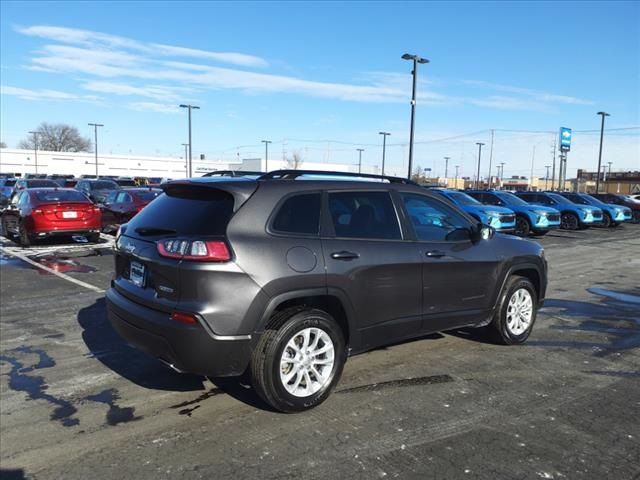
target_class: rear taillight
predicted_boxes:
[157,239,230,262]
[170,312,198,325]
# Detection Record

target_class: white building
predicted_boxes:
[0,148,371,178]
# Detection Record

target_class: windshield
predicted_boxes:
[564,194,590,205]
[547,193,573,205]
[91,180,119,190]
[446,191,482,205]
[583,195,605,206]
[33,190,89,203]
[26,180,59,188]
[495,192,528,206]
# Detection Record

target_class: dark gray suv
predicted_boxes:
[106,170,547,412]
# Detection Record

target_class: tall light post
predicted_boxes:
[475,142,485,189]
[262,140,272,172]
[595,111,610,193]
[181,143,189,176]
[88,123,103,177]
[499,162,505,189]
[401,53,429,179]
[606,161,613,185]
[443,156,450,185]
[357,148,364,174]
[544,165,551,190]
[179,104,200,177]
[28,130,39,174]
[454,165,460,189]
[379,132,391,175]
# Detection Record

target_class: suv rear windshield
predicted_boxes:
[33,190,89,203]
[26,180,59,188]
[134,190,162,202]
[91,180,119,190]
[125,186,234,237]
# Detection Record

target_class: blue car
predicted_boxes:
[467,190,561,237]
[516,192,603,230]
[558,192,632,228]
[431,189,516,231]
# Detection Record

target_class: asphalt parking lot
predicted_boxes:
[1,226,639,480]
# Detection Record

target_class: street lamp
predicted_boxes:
[88,123,104,177]
[181,143,189,176]
[606,161,613,184]
[544,165,551,190]
[379,132,391,175]
[595,111,610,193]
[401,53,429,179]
[357,148,364,174]
[262,140,272,172]
[28,130,39,174]
[179,104,200,177]
[454,165,460,189]
[443,156,450,185]
[475,142,485,189]
[499,162,506,189]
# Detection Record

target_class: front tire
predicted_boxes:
[251,308,346,413]
[561,212,579,230]
[601,212,612,228]
[514,216,531,237]
[489,275,537,345]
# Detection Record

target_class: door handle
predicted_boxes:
[425,250,446,258]
[331,251,360,260]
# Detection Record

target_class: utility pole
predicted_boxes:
[499,162,505,190]
[357,148,364,174]
[551,137,557,191]
[529,146,536,191]
[28,130,39,174]
[475,142,485,189]
[179,104,200,177]
[379,132,391,175]
[595,111,610,193]
[544,165,551,190]
[88,123,103,177]
[443,156,450,186]
[181,143,189,176]
[454,165,460,189]
[401,53,429,179]
[487,129,494,189]
[261,140,272,172]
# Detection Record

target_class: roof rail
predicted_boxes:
[202,170,264,177]
[258,169,418,185]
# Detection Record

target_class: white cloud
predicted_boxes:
[1,84,100,102]
[81,81,193,101]
[128,102,180,114]
[462,80,593,106]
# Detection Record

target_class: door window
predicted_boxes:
[116,192,132,203]
[401,193,471,242]
[328,191,401,240]
[483,193,504,206]
[271,193,321,235]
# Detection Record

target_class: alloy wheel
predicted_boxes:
[506,288,533,336]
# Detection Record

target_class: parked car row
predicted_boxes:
[428,188,636,236]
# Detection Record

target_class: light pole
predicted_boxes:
[443,156,450,185]
[475,142,485,189]
[181,143,189,176]
[401,53,429,179]
[88,123,103,177]
[499,162,505,189]
[179,104,200,177]
[544,165,551,190]
[454,165,460,189]
[595,111,610,193]
[379,132,391,175]
[357,148,364,174]
[28,130,39,174]
[606,161,613,184]
[262,140,272,172]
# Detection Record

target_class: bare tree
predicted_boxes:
[285,151,304,170]
[18,122,92,152]
[410,164,425,184]
[0,141,6,148]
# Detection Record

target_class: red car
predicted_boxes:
[1,188,102,246]
[100,187,162,233]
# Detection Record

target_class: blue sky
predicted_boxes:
[1,0,639,178]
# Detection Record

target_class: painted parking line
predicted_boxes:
[0,244,106,294]
[0,234,115,256]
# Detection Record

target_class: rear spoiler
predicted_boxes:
[162,180,258,212]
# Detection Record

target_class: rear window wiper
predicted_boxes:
[134,227,177,236]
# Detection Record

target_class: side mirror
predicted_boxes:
[471,223,495,242]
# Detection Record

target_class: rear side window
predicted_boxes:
[272,193,321,235]
[125,187,234,236]
[328,191,401,240]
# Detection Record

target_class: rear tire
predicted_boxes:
[489,275,537,345]
[514,216,531,237]
[251,308,346,413]
[560,212,579,230]
[18,222,32,247]
[87,232,101,243]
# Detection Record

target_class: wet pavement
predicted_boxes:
[0,225,639,479]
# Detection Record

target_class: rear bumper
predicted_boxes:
[32,228,101,238]
[106,288,252,377]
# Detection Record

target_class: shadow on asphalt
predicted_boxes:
[77,298,206,392]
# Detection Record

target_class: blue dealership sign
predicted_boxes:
[559,127,572,152]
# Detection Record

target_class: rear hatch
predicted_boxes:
[113,180,256,313]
